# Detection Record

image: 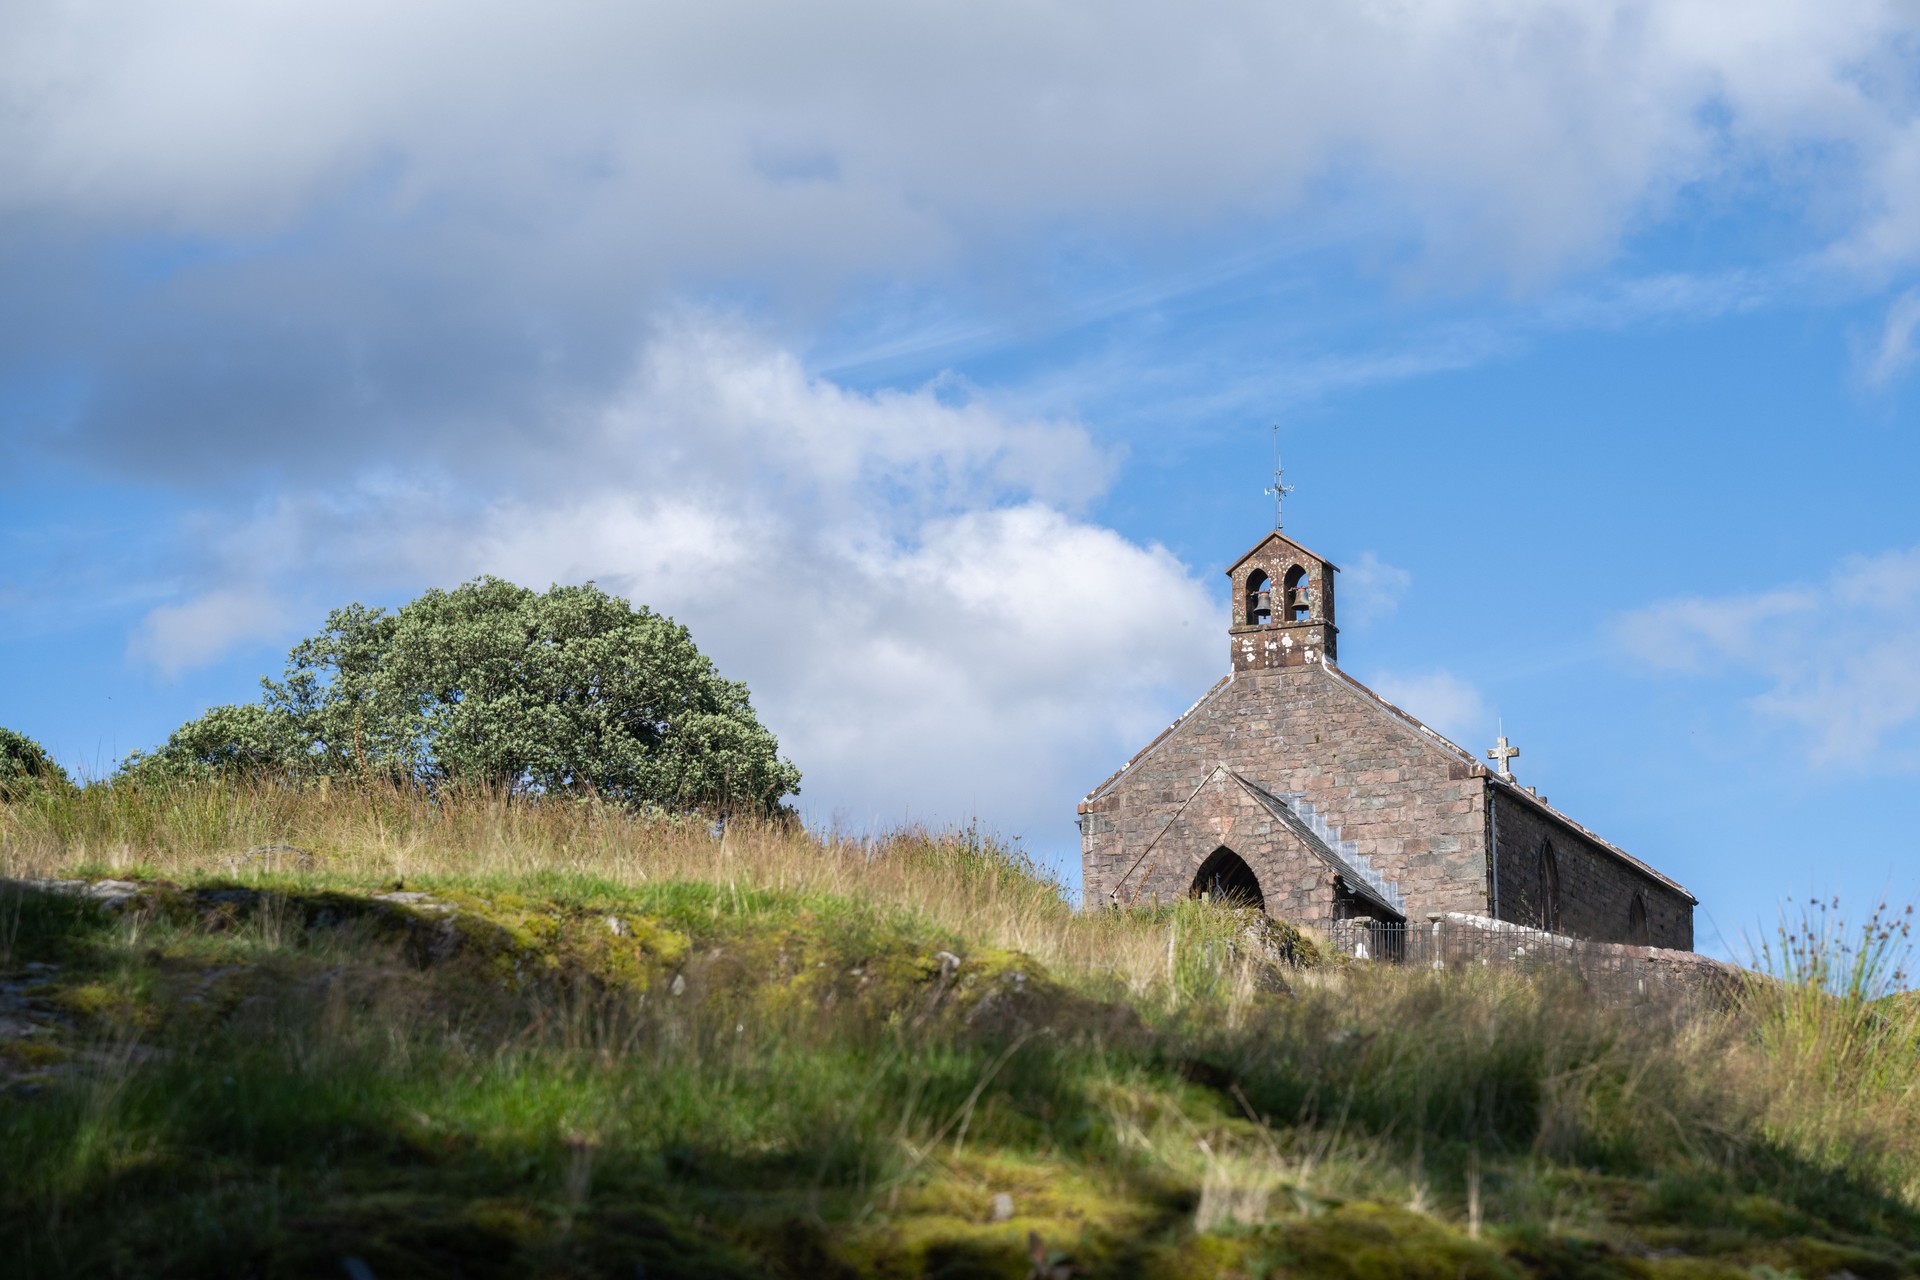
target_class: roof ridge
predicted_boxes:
[1320,663,1696,903]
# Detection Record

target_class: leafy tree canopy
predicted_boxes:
[0,727,73,799]
[125,579,800,814]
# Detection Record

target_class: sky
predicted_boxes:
[2,1,1918,959]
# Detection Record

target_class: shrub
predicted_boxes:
[121,579,800,815]
[0,727,71,800]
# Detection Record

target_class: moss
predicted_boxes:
[48,978,148,1029]
[1633,1259,1754,1279]
[460,1196,548,1244]
[1132,1233,1252,1280]
[8,868,1920,1277]
[0,1038,68,1069]
[1253,1203,1521,1280]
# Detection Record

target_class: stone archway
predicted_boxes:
[1190,845,1265,911]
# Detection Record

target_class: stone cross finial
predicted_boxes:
[1487,735,1520,778]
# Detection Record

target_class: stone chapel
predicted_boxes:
[1078,525,1696,949]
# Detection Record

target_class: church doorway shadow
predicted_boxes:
[1190,846,1265,912]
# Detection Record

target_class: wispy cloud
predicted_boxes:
[1862,288,1920,387]
[1368,670,1489,746]
[129,586,294,679]
[1342,551,1413,629]
[9,0,1920,487]
[1615,548,1920,769]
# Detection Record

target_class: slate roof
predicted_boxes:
[1227,771,1405,920]
[1224,529,1341,575]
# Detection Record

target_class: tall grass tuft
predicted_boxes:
[1745,897,1920,1205]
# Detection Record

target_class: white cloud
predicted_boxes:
[1366,669,1490,746]
[129,586,293,678]
[131,319,1220,856]
[1863,288,1920,387]
[1341,551,1414,628]
[1615,548,1920,767]
[4,1,1920,283]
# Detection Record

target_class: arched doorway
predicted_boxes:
[1190,846,1265,911]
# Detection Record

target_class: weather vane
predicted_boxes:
[1263,423,1293,531]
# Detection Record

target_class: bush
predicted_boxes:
[0,727,71,800]
[122,578,800,814]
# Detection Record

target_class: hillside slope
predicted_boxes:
[2,782,1917,1278]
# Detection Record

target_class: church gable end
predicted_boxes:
[1081,505,1697,955]
[1114,766,1404,929]
[1081,665,1485,919]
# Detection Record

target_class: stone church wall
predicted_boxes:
[1489,789,1693,950]
[1116,768,1361,930]
[1082,666,1489,919]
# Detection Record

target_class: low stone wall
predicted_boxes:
[1326,912,1744,1008]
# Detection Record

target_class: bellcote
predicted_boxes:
[1226,531,1339,671]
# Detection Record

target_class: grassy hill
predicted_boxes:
[2,780,1917,1278]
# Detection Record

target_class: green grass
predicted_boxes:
[2,779,1918,1277]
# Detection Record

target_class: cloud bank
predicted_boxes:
[131,319,1221,851]
[9,0,1920,475]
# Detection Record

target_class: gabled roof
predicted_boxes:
[1225,529,1341,576]
[1320,664,1697,904]
[1082,673,1235,805]
[1110,763,1404,920]
[1084,656,1698,905]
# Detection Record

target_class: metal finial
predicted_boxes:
[1263,423,1293,531]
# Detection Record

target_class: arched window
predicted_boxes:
[1190,846,1265,911]
[1539,843,1561,932]
[1628,893,1650,945]
[1244,570,1272,625]
[1283,565,1311,621]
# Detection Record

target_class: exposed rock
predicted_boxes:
[0,877,146,911]
[372,891,456,917]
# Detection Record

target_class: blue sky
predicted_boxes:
[3,2,1918,958]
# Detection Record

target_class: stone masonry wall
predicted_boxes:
[1082,666,1488,921]
[1489,788,1693,950]
[1430,915,1731,1008]
[1227,533,1338,671]
[1123,768,1346,927]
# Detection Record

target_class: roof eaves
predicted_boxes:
[1317,663,1694,902]
[1489,776,1698,903]
[1082,673,1236,806]
[1225,530,1343,576]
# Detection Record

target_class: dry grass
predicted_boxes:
[0,775,1269,1010]
[5,776,1920,1277]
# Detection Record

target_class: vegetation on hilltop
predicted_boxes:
[0,726,72,800]
[2,777,1917,1278]
[120,579,800,815]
